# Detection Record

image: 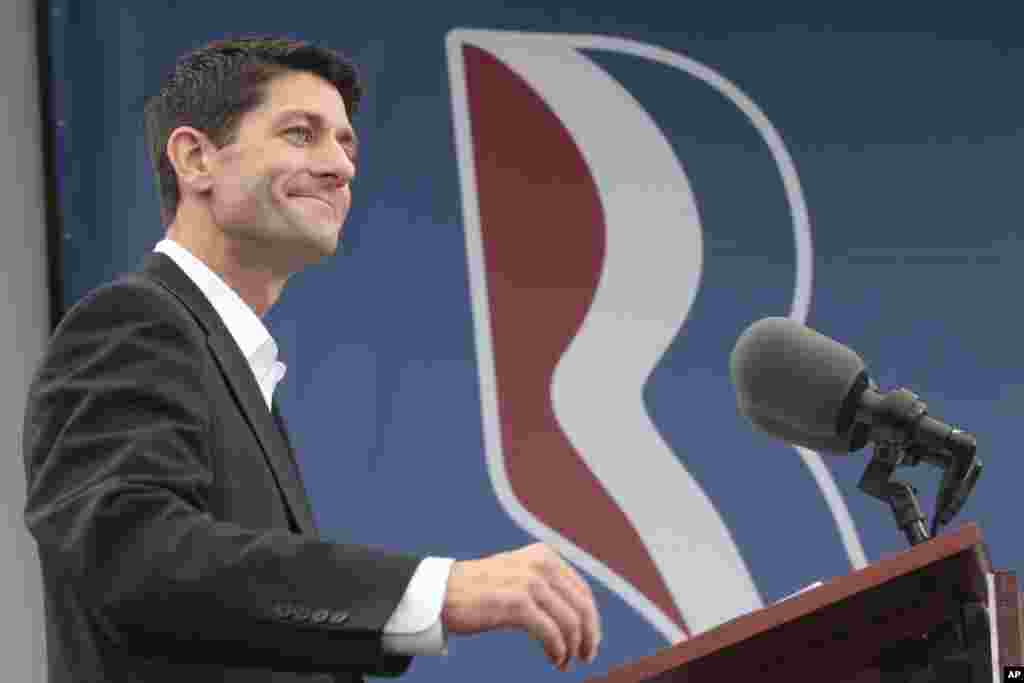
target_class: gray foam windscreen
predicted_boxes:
[729,317,866,454]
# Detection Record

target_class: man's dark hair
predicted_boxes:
[143,35,362,226]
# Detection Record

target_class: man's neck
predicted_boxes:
[165,219,287,319]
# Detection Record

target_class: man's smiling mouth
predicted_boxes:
[289,195,335,212]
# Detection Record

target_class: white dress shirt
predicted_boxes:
[154,239,452,656]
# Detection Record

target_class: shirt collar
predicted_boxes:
[153,238,279,372]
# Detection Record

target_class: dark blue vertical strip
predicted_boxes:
[35,0,67,330]
[49,3,108,310]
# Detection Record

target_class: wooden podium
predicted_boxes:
[587,524,1022,682]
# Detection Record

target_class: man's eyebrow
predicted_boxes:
[274,108,359,157]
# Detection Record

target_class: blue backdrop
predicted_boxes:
[45,2,1024,680]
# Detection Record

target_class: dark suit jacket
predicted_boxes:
[22,252,423,682]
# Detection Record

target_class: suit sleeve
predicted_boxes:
[22,280,422,676]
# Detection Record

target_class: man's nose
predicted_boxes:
[315,140,356,185]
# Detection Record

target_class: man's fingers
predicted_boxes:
[565,563,598,611]
[518,596,568,669]
[529,579,583,669]
[547,562,601,663]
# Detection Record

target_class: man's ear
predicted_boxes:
[166,126,216,196]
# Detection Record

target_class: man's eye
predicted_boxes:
[285,127,314,144]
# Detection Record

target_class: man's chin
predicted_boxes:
[279,217,343,262]
[298,229,343,265]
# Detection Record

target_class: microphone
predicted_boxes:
[729,317,973,459]
[729,317,981,538]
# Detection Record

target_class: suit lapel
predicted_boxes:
[272,402,318,533]
[139,252,316,535]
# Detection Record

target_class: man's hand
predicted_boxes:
[441,543,602,671]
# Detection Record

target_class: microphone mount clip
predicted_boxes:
[855,388,982,547]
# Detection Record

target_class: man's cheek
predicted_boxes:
[214,173,248,208]
[233,176,276,216]
[211,179,260,226]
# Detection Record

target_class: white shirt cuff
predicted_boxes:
[381,618,449,656]
[380,557,455,656]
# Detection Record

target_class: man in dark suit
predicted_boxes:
[22,35,600,682]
